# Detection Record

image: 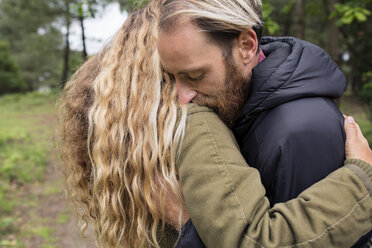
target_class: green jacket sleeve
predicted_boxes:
[177,104,372,248]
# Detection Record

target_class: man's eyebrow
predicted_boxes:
[178,67,207,76]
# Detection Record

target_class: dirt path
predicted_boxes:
[13,115,96,248]
[18,159,96,248]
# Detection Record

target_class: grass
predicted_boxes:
[31,226,56,243]
[56,213,70,225]
[0,91,58,244]
[44,183,63,195]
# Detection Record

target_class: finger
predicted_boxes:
[357,126,369,146]
[344,116,369,146]
[351,120,369,146]
[344,116,359,140]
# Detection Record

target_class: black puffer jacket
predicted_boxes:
[177,37,370,248]
[234,36,346,204]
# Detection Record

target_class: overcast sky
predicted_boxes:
[69,3,128,55]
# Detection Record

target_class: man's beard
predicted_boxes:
[193,61,251,128]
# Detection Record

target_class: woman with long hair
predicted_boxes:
[58,0,372,247]
[59,1,187,247]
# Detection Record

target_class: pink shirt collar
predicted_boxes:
[258,49,266,64]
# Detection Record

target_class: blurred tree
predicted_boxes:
[0,0,63,90]
[280,0,295,36]
[264,0,371,97]
[327,0,341,65]
[293,0,306,39]
[330,0,371,94]
[59,0,102,87]
[112,0,148,11]
[0,0,103,89]
[0,0,370,96]
[262,2,280,35]
[76,1,89,59]
[0,41,27,95]
[72,0,99,60]
[61,0,72,86]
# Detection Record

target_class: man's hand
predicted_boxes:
[344,115,372,165]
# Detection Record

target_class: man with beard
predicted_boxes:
[157,0,372,247]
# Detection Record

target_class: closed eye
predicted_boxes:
[185,74,205,82]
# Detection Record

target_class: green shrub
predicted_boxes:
[360,89,372,105]
[0,41,27,95]
[359,72,372,122]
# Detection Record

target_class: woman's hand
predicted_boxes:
[161,187,190,230]
[344,115,372,165]
[154,177,190,230]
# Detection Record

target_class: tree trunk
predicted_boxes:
[283,15,293,36]
[61,0,71,88]
[79,14,88,59]
[327,0,341,66]
[293,0,306,39]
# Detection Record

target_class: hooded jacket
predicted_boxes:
[233,36,346,204]
[176,37,371,247]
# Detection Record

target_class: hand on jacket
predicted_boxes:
[158,179,190,230]
[344,115,372,165]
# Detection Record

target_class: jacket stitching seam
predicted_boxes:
[200,112,249,226]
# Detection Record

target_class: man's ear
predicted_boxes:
[237,29,258,65]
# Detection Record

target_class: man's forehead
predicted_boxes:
[158,23,210,63]
[159,14,195,35]
[159,18,202,41]
[157,18,226,76]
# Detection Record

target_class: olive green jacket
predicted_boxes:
[164,104,372,248]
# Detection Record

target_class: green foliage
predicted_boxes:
[127,0,149,10]
[112,0,149,12]
[71,0,97,18]
[335,0,372,94]
[306,1,326,17]
[0,217,16,235]
[281,0,295,15]
[0,0,64,90]
[359,71,372,105]
[262,2,280,35]
[330,1,371,25]
[0,41,27,95]
[352,71,372,136]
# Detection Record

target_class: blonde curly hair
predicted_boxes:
[58,1,187,247]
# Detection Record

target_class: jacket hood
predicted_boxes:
[235,36,346,129]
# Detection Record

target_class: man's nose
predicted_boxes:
[176,80,197,104]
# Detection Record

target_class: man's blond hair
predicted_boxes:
[159,0,264,56]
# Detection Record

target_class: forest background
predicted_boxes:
[0,0,371,247]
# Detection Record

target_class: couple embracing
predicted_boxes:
[58,0,372,247]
